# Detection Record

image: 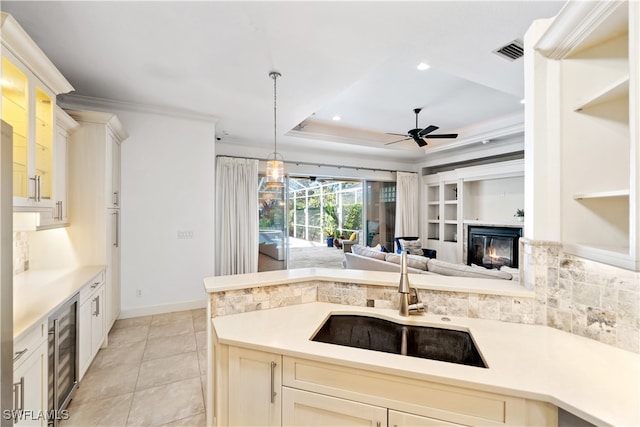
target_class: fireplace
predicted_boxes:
[467,226,522,269]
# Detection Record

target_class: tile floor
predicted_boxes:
[62,309,207,427]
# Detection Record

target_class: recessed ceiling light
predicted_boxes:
[332,115,341,121]
[417,62,431,71]
[482,140,490,144]
[520,99,525,104]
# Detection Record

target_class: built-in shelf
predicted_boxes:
[564,242,636,271]
[444,200,458,205]
[574,75,629,112]
[428,201,440,205]
[444,220,458,225]
[573,189,629,200]
[428,220,439,224]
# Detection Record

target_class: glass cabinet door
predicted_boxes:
[1,56,29,198]
[35,87,53,200]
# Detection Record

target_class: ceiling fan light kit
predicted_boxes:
[386,108,458,147]
[266,71,285,188]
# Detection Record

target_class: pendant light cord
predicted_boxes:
[270,71,281,156]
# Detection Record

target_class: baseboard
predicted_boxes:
[119,298,208,319]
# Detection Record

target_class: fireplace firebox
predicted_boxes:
[467,226,522,269]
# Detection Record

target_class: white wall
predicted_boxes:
[464,177,524,223]
[115,109,216,316]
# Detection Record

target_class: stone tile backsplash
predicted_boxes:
[522,238,640,353]
[210,241,639,354]
[13,232,29,275]
[210,281,539,326]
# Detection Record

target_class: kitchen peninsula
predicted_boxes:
[203,269,639,427]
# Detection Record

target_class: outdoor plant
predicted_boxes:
[514,209,524,217]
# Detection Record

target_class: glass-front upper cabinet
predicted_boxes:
[35,87,53,201]
[1,12,73,209]
[1,54,55,206]
[1,56,29,198]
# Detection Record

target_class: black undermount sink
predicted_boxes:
[312,314,487,368]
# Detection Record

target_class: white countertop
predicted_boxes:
[203,268,533,298]
[13,265,106,339]
[212,302,640,427]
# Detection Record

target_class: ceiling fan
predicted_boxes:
[386,108,458,147]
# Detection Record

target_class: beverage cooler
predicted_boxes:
[48,294,79,426]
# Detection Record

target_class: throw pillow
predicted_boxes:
[349,232,357,241]
[399,238,423,255]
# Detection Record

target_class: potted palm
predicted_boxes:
[323,220,336,247]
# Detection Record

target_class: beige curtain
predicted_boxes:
[394,171,419,238]
[215,157,259,275]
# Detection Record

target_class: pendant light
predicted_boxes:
[266,71,284,188]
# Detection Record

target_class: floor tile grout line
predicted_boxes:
[125,321,150,426]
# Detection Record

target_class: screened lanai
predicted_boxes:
[258,177,364,271]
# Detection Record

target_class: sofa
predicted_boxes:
[343,244,515,280]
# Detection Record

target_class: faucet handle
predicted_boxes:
[409,302,425,312]
[409,288,420,305]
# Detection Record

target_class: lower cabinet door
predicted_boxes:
[388,410,465,427]
[282,387,387,427]
[13,341,48,426]
[228,347,281,426]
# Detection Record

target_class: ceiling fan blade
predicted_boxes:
[424,133,458,139]
[384,137,410,145]
[418,125,439,136]
[386,132,408,137]
[414,137,428,147]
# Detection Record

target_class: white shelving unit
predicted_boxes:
[530,0,638,271]
[423,160,524,264]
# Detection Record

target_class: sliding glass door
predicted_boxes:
[258,176,287,271]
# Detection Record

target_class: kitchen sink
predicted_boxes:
[311,314,486,368]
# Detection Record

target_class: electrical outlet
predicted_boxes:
[136,289,142,297]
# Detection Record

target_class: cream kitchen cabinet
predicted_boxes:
[282,388,463,427]
[226,346,282,426]
[35,107,78,229]
[213,344,556,427]
[388,410,464,427]
[0,13,73,210]
[78,272,106,380]
[12,320,48,427]
[66,109,127,332]
[282,387,387,427]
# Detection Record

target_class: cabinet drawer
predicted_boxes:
[79,271,105,304]
[283,357,526,426]
[13,320,47,370]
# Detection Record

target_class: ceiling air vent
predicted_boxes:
[493,39,524,61]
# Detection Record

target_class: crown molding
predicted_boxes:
[0,12,73,94]
[535,0,627,59]
[423,122,524,155]
[55,105,79,132]
[64,108,129,141]
[58,93,218,123]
